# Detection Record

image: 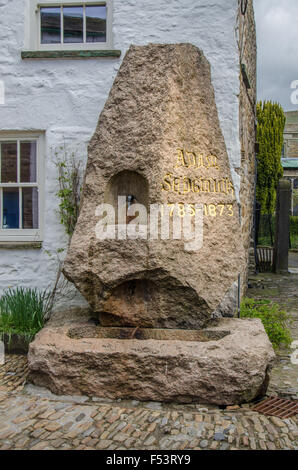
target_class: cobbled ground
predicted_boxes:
[0,273,297,450]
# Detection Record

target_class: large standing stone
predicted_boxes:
[29,44,275,405]
[63,43,245,328]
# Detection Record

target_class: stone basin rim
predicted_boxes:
[67,325,231,342]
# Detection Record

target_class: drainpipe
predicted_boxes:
[254,126,259,274]
[238,274,241,318]
[238,203,242,319]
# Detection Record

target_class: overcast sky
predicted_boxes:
[254,0,298,111]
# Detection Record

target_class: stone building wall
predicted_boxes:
[284,111,298,159]
[237,0,257,286]
[285,139,298,159]
[283,112,298,215]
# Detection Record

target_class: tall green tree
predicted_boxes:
[256,101,285,214]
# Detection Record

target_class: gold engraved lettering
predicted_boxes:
[205,155,211,168]
[188,203,196,217]
[162,173,172,191]
[218,204,225,216]
[209,204,217,217]
[162,176,235,196]
[185,152,196,168]
[165,203,235,218]
[183,177,191,194]
[227,204,234,217]
[196,154,204,168]
[206,155,219,170]
[218,179,226,194]
[227,180,235,196]
[210,178,217,193]
[202,179,211,193]
[213,156,219,170]
[175,149,188,168]
[178,203,186,218]
[174,148,220,171]
[173,176,182,194]
[191,179,200,193]
[167,204,175,217]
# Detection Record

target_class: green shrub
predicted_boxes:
[290,216,298,236]
[240,297,292,350]
[290,215,298,232]
[0,287,50,342]
[256,101,285,215]
[290,216,298,249]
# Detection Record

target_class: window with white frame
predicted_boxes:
[26,1,113,51]
[0,134,44,243]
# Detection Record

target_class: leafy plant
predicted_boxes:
[256,101,285,215]
[44,248,76,316]
[290,215,298,249]
[55,145,82,237]
[0,287,50,341]
[240,297,292,350]
[256,101,285,244]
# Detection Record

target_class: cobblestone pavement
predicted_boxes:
[0,355,28,393]
[0,378,297,451]
[0,273,297,451]
[248,273,298,401]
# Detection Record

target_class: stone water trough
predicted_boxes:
[28,44,275,405]
[28,311,274,405]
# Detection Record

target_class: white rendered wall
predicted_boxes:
[0,0,241,307]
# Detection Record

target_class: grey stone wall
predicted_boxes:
[237,0,257,288]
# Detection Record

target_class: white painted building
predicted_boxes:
[0,0,256,307]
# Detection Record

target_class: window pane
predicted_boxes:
[1,142,17,183]
[2,188,19,229]
[22,188,39,229]
[86,5,107,43]
[20,142,37,183]
[41,7,61,44]
[63,6,83,43]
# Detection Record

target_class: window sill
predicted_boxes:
[0,241,42,249]
[21,50,121,60]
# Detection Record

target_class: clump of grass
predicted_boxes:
[0,287,50,342]
[240,297,292,350]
